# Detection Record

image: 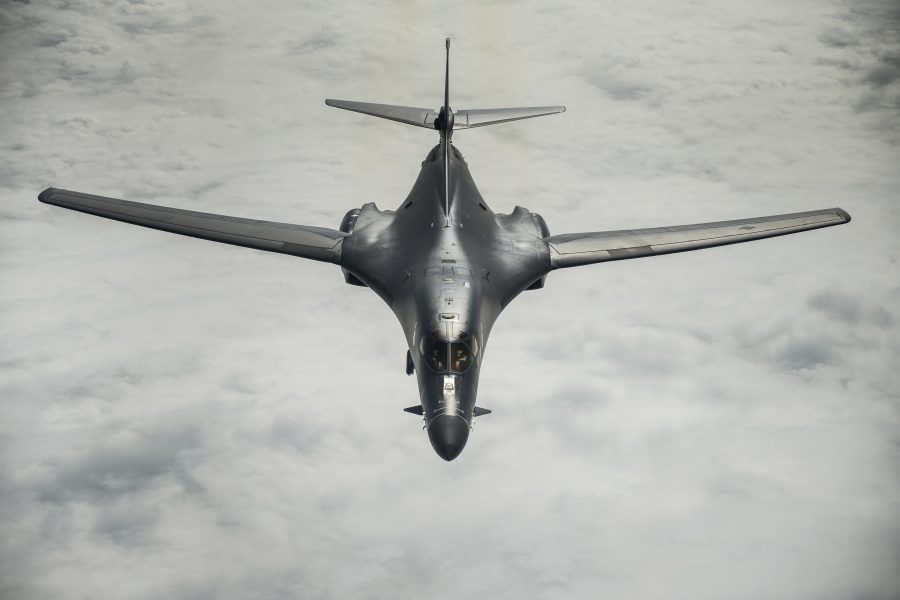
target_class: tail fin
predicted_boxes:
[443,37,450,118]
[325,39,565,132]
[323,100,565,130]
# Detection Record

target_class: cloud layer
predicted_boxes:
[2,1,899,599]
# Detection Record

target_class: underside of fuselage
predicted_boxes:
[338,139,552,460]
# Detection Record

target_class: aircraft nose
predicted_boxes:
[427,415,470,461]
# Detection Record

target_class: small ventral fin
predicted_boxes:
[473,407,492,417]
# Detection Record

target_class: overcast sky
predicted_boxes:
[2,1,899,599]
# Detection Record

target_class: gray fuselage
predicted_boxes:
[340,139,550,460]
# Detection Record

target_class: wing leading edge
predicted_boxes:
[545,207,851,269]
[38,188,346,263]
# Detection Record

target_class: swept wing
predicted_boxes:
[38,188,346,263]
[545,207,850,269]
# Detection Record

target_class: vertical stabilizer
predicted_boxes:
[440,37,453,227]
[434,37,454,137]
[444,37,450,118]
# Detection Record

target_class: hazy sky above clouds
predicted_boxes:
[2,1,899,599]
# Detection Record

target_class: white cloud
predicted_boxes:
[1,1,899,599]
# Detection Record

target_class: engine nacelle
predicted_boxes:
[526,212,550,290]
[339,208,359,234]
[531,212,550,239]
[339,208,367,287]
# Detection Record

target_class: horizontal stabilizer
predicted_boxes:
[454,106,565,129]
[325,100,565,132]
[404,406,491,416]
[325,99,438,129]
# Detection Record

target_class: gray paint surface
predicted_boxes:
[3,2,899,599]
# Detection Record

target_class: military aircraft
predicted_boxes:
[39,39,850,460]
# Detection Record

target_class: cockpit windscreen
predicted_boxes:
[423,338,472,373]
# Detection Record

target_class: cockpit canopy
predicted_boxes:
[420,333,478,373]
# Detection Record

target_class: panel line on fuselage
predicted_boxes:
[442,135,451,228]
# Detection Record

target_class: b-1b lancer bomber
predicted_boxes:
[39,39,850,460]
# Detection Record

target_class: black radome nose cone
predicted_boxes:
[427,415,470,461]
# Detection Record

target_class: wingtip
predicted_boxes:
[38,187,56,203]
[835,207,851,223]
